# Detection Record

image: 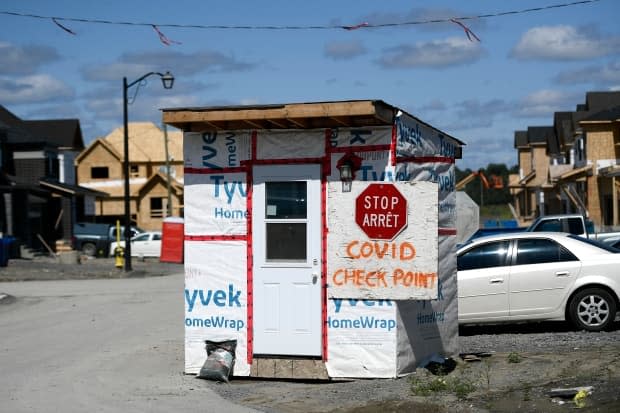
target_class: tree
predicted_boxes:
[455,163,515,205]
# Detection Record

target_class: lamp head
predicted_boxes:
[339,162,353,192]
[161,71,175,89]
[336,151,362,193]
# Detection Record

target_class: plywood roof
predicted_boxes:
[102,122,183,162]
[164,99,419,131]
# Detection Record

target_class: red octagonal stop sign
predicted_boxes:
[355,183,408,240]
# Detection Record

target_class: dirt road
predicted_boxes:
[0,273,256,413]
[1,260,619,412]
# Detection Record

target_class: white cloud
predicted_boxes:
[0,75,74,104]
[378,37,484,68]
[240,98,260,105]
[419,99,447,111]
[82,50,254,82]
[511,25,620,61]
[515,89,578,118]
[555,60,620,84]
[446,99,512,130]
[82,62,157,82]
[324,40,367,60]
[0,42,60,75]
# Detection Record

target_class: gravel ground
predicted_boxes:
[0,255,183,281]
[459,321,620,354]
[201,322,620,413]
[2,257,619,412]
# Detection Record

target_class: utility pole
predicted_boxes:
[163,122,173,217]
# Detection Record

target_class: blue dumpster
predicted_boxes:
[0,237,14,267]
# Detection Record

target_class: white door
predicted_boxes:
[457,240,511,322]
[509,238,581,317]
[252,165,322,356]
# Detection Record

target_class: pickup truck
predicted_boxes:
[467,214,620,245]
[72,222,143,257]
[526,213,620,245]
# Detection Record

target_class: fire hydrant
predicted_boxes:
[114,245,125,268]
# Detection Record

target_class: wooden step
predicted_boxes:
[250,358,329,379]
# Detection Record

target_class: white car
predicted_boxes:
[110,231,162,258]
[457,232,620,331]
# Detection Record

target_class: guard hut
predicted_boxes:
[163,100,464,379]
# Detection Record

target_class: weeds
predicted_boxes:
[410,371,477,400]
[521,381,532,401]
[507,352,522,364]
[483,360,492,390]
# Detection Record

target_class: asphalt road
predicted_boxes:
[0,273,257,413]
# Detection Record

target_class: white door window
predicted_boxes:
[253,165,322,356]
[457,240,510,321]
[509,238,580,316]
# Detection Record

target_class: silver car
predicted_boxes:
[457,232,620,331]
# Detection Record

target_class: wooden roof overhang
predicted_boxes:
[162,100,399,132]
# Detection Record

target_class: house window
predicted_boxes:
[150,197,165,218]
[130,165,139,177]
[91,166,109,179]
[575,135,586,164]
[45,153,59,179]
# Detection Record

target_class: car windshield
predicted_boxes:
[132,233,150,242]
[567,234,619,252]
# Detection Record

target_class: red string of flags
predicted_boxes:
[0,0,600,46]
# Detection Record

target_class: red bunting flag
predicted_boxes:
[52,18,76,35]
[342,22,369,31]
[450,18,480,42]
[152,25,181,45]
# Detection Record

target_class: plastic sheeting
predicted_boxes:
[257,129,326,159]
[183,117,460,378]
[327,180,438,300]
[184,172,247,236]
[184,241,250,376]
[325,297,397,378]
[456,191,480,245]
[183,131,251,169]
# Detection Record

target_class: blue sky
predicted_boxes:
[1,0,619,170]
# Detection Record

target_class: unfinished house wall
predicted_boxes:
[587,126,617,227]
[181,121,459,379]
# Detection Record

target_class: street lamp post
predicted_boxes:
[122,71,174,271]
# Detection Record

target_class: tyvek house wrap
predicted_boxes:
[182,118,458,378]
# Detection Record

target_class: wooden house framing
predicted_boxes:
[510,91,620,230]
[75,122,184,231]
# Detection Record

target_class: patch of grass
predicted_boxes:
[452,378,477,399]
[483,360,492,390]
[507,352,522,364]
[410,376,447,397]
[410,373,477,400]
[521,381,532,401]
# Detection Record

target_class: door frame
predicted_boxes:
[251,164,323,356]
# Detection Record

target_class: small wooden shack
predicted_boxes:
[163,100,464,379]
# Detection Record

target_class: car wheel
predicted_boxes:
[569,288,616,332]
[82,242,97,257]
